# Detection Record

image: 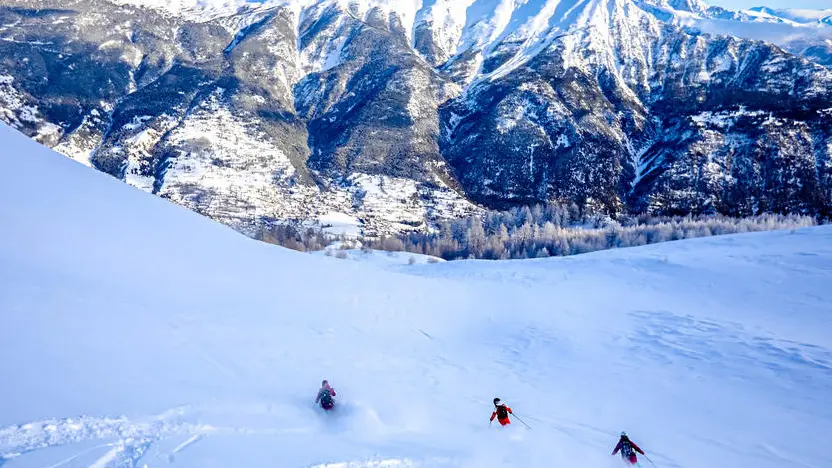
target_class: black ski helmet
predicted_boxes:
[493,397,501,405]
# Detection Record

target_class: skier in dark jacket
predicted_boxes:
[315,379,337,410]
[489,397,513,426]
[612,432,645,465]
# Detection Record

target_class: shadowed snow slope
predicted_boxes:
[1,120,831,467]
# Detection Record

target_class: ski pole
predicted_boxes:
[511,413,532,429]
[643,454,657,467]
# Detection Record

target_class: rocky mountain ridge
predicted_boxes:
[1,0,830,237]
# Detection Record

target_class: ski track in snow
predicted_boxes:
[0,402,453,467]
[0,409,447,468]
[306,459,452,468]
[170,434,204,455]
[0,407,214,467]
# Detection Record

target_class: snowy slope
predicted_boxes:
[2,123,832,468]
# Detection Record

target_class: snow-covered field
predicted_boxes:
[314,248,445,267]
[1,120,831,468]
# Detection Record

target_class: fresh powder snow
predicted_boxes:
[1,120,831,467]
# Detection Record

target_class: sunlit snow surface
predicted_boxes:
[1,120,831,467]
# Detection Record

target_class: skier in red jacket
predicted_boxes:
[489,397,513,426]
[612,432,645,465]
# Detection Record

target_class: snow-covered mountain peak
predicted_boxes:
[108,0,252,19]
[453,0,623,49]
[434,0,642,85]
[105,0,832,71]
[674,0,706,11]
[109,0,424,31]
[747,6,832,24]
[660,0,708,14]
[322,0,424,39]
[634,0,832,69]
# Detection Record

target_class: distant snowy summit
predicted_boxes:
[108,0,249,19]
[107,0,428,24]
[105,0,832,67]
[111,0,832,27]
[638,0,832,66]
[744,6,832,25]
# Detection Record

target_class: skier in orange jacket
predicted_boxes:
[490,397,513,426]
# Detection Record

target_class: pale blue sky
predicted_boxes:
[709,0,831,9]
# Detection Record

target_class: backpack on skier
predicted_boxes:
[319,389,334,410]
[621,441,635,458]
[489,397,513,426]
[316,379,337,411]
[496,404,509,420]
[612,432,645,465]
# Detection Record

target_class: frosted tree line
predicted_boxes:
[366,205,816,260]
[258,203,817,260]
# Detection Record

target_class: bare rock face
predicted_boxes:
[0,0,830,237]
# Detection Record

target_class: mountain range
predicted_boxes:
[1,0,830,237]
